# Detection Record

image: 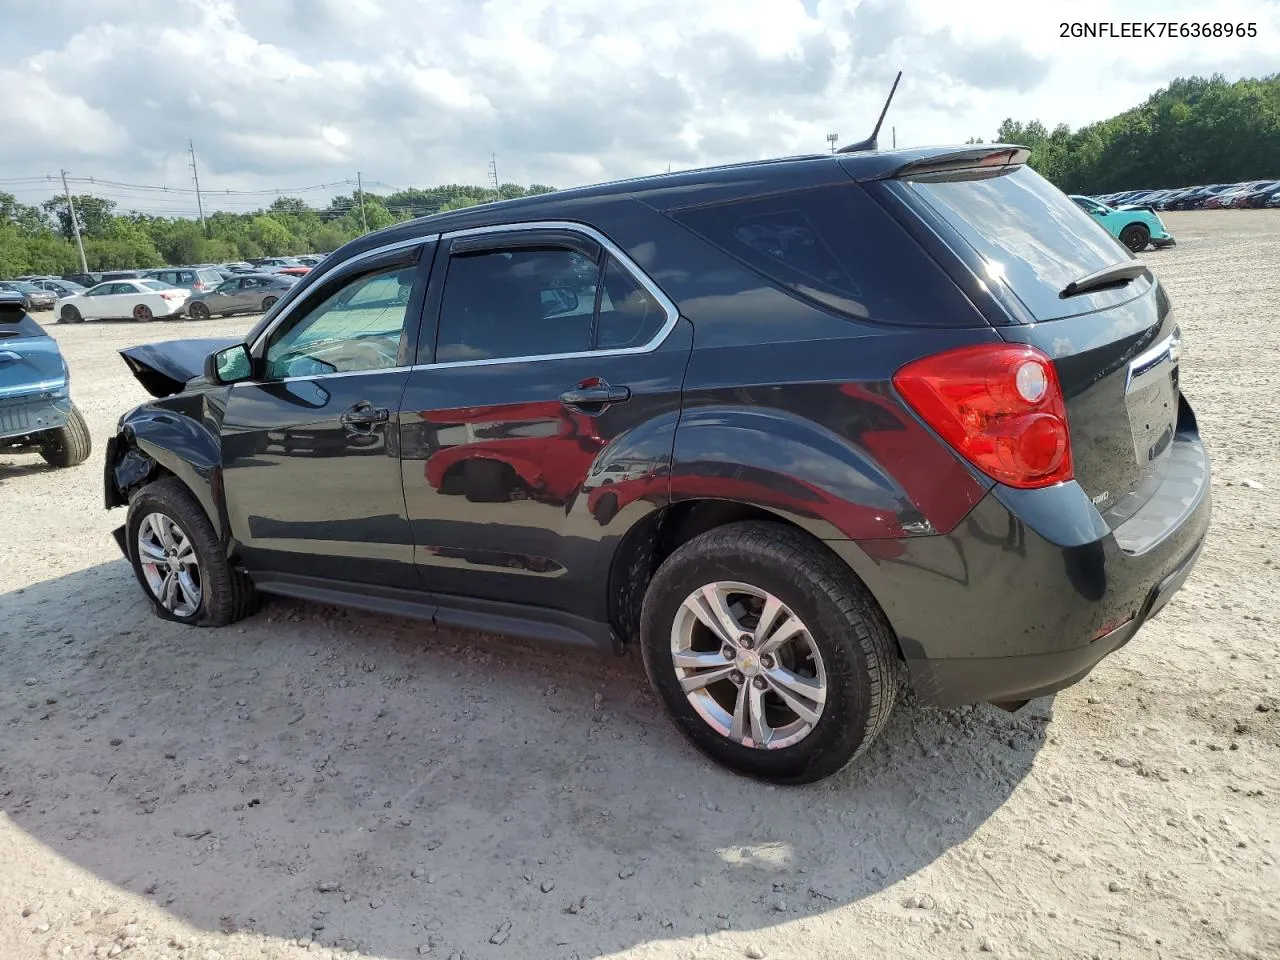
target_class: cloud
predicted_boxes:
[0,0,1275,213]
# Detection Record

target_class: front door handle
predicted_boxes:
[559,382,631,412]
[340,402,390,429]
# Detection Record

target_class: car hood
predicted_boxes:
[120,336,241,398]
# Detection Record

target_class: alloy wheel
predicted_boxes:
[137,512,202,618]
[670,581,827,750]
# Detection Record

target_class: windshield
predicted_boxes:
[4,281,40,293]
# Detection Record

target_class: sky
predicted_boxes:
[1,0,1277,215]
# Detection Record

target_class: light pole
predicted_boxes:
[826,133,839,154]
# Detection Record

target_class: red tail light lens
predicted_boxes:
[892,344,1073,489]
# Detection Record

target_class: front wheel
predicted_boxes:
[39,404,92,467]
[640,521,901,783]
[261,296,278,311]
[60,305,82,324]
[125,477,258,626]
[133,303,154,322]
[188,301,211,320]
[1119,223,1150,253]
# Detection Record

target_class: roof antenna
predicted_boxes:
[836,71,902,154]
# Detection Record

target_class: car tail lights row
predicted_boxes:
[893,344,1073,489]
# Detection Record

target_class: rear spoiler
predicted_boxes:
[886,145,1030,180]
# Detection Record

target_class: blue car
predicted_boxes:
[0,290,91,467]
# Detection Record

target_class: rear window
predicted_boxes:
[670,184,973,327]
[907,165,1142,321]
[141,280,172,291]
[198,269,222,283]
[0,311,45,339]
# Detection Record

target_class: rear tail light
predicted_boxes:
[892,343,1073,489]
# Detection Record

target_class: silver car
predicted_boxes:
[184,273,298,319]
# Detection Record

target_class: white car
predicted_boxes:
[58,279,190,323]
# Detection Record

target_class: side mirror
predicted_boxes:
[205,344,253,384]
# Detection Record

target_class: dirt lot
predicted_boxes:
[2,210,1278,960]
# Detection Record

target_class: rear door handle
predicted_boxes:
[559,382,631,412]
[340,402,390,428]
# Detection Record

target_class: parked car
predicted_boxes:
[99,270,145,282]
[219,262,257,274]
[0,280,58,311]
[30,278,86,299]
[61,272,102,287]
[142,266,226,294]
[272,265,311,278]
[185,273,298,319]
[1069,195,1175,252]
[0,291,92,467]
[1265,188,1280,208]
[57,279,190,322]
[104,144,1210,783]
[1222,180,1280,208]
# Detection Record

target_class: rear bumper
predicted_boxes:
[0,392,70,441]
[829,430,1211,707]
[1151,236,1176,248]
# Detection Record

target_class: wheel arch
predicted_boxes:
[606,498,900,662]
[107,411,228,546]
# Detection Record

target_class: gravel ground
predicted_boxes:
[2,210,1277,960]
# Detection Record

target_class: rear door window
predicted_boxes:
[906,165,1145,321]
[670,184,968,327]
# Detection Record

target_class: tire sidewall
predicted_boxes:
[1122,225,1149,252]
[190,303,210,320]
[125,483,217,625]
[640,542,874,782]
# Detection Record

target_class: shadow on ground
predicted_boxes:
[1,561,1051,958]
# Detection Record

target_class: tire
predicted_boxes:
[640,521,901,784]
[39,403,92,468]
[188,301,211,321]
[125,476,257,627]
[133,303,154,322]
[1119,223,1150,253]
[60,305,82,324]
[262,296,278,311]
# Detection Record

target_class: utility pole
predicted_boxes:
[826,132,839,154]
[892,126,896,149]
[60,170,89,274]
[356,171,369,233]
[188,140,207,233]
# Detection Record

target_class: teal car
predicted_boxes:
[1070,195,1176,253]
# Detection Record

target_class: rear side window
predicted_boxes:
[198,270,221,284]
[907,165,1139,322]
[670,184,968,326]
[436,249,596,362]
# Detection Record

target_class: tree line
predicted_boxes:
[0,182,554,277]
[989,73,1280,194]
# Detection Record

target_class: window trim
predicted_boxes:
[421,220,679,369]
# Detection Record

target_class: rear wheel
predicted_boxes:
[640,521,901,783]
[261,295,279,311]
[39,404,91,468]
[188,301,211,320]
[125,477,257,626]
[1119,223,1150,253]
[59,304,82,324]
[133,303,154,322]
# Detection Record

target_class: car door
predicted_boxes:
[80,283,123,319]
[399,223,690,624]
[218,240,432,588]
[206,279,238,313]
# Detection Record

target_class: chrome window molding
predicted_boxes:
[418,220,681,370]
[249,234,434,353]
[232,365,414,388]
